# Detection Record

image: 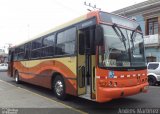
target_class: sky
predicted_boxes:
[0,0,147,46]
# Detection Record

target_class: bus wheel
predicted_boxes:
[15,71,20,84]
[53,76,66,100]
[148,76,156,86]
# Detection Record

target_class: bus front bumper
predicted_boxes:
[97,83,149,103]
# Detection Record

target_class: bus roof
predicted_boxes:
[11,10,139,48]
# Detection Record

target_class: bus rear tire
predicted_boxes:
[15,71,20,84]
[53,75,66,100]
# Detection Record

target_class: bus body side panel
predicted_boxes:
[13,56,77,96]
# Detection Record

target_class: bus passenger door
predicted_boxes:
[8,50,14,77]
[77,31,86,95]
[77,27,96,100]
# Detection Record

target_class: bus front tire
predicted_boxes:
[53,75,66,100]
[15,71,20,84]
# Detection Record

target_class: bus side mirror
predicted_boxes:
[95,25,103,45]
[79,33,85,55]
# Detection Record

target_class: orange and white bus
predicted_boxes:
[8,11,148,103]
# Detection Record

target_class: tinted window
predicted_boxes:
[19,46,25,52]
[31,49,41,58]
[31,38,42,58]
[13,53,18,61]
[56,27,76,55]
[42,47,54,57]
[15,45,25,54]
[65,28,76,42]
[15,48,18,54]
[99,11,139,29]
[17,53,24,60]
[41,34,55,57]
[32,38,42,49]
[148,63,159,70]
[57,32,65,44]
[24,43,31,59]
[14,45,25,60]
[43,34,55,46]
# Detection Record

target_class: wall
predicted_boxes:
[145,47,160,62]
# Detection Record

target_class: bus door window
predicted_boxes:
[84,27,95,86]
[81,28,91,85]
[78,26,95,97]
[84,29,91,85]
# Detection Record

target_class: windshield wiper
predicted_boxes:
[130,26,139,52]
[112,23,127,51]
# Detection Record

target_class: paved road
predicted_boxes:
[0,72,160,114]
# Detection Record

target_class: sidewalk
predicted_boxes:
[0,80,85,114]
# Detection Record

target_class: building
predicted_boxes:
[0,48,5,55]
[0,47,7,63]
[0,44,11,63]
[112,0,160,62]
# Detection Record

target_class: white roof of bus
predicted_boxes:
[12,10,139,48]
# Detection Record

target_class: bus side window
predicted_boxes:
[42,34,55,57]
[31,38,42,58]
[16,45,25,60]
[24,43,31,60]
[56,27,76,56]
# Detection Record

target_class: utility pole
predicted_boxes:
[84,1,101,11]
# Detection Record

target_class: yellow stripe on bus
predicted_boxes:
[21,56,77,75]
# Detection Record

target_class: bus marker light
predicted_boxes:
[114,76,117,79]
[120,75,124,78]
[133,74,136,77]
[127,75,130,78]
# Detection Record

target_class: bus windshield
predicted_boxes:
[99,24,146,68]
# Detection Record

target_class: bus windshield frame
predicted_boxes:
[99,11,140,30]
[98,12,146,70]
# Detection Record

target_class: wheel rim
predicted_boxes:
[15,77,18,82]
[55,80,63,96]
[15,73,18,82]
